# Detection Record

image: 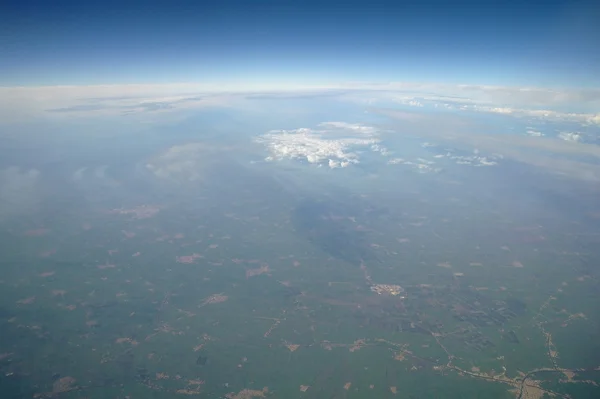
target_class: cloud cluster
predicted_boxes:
[255,122,382,168]
[387,157,443,174]
[428,146,502,168]
[386,143,502,174]
[376,108,600,182]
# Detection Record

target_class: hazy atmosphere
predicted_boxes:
[1,1,599,398]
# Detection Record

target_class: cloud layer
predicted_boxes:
[1,81,599,127]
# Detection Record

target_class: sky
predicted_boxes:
[1,0,599,88]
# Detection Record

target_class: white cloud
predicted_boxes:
[371,143,391,156]
[387,158,405,165]
[526,128,544,137]
[469,105,600,126]
[340,82,600,126]
[588,114,600,125]
[256,123,382,168]
[392,97,424,107]
[558,131,582,142]
[318,121,378,135]
[72,167,87,180]
[0,167,41,221]
[387,157,442,174]
[94,165,108,179]
[449,153,500,167]
[145,143,225,182]
[382,93,600,126]
[335,82,600,111]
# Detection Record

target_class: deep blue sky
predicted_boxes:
[1,0,599,87]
